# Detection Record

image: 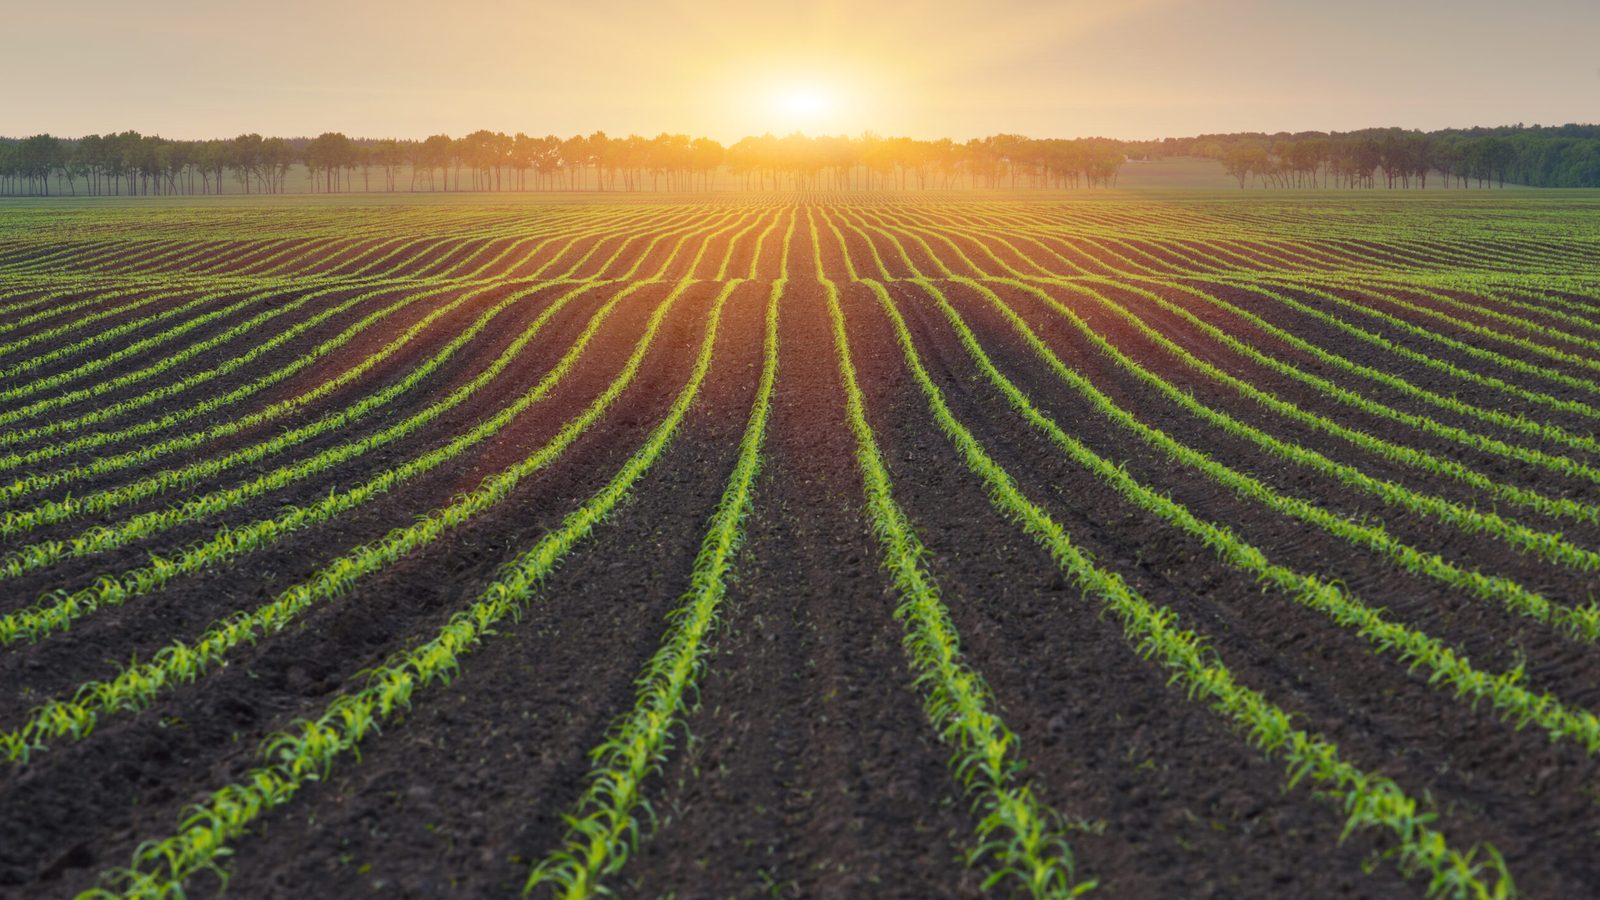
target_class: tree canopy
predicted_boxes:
[0,129,1125,196]
[2,123,1596,196]
[1148,124,1600,189]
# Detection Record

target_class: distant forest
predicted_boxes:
[0,132,1124,196]
[0,124,1596,196]
[1164,124,1600,190]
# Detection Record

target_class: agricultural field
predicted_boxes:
[0,190,1598,899]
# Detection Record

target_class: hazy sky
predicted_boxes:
[5,0,1596,141]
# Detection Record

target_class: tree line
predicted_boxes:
[5,124,1596,196]
[1157,124,1600,189]
[0,130,1125,197]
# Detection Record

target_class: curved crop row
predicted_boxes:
[840,213,1600,574]
[856,209,1600,489]
[0,273,711,759]
[900,275,1600,754]
[979,275,1600,639]
[1162,275,1600,446]
[812,210,1093,898]
[1335,277,1600,368]
[0,281,263,385]
[1260,276,1600,401]
[854,276,1515,900]
[77,278,743,900]
[899,210,1600,431]
[526,237,789,897]
[0,281,203,348]
[0,208,762,550]
[0,284,309,427]
[0,280,507,504]
[0,279,457,463]
[1117,276,1600,480]
[0,277,620,637]
[1061,276,1600,524]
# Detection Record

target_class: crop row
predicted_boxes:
[833,212,1600,576]
[81,277,746,899]
[0,201,791,286]
[0,211,772,642]
[1,197,1593,898]
[809,209,1093,897]
[821,210,1520,896]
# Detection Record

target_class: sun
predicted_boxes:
[724,69,869,135]
[772,85,834,129]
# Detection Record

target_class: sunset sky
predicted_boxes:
[6,0,1597,141]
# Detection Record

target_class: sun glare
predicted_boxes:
[771,85,834,130]
[717,62,879,136]
[780,88,828,117]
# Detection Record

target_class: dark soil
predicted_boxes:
[2,196,1597,900]
[627,273,983,900]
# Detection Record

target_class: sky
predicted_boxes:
[3,0,1596,142]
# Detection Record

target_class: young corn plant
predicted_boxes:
[0,280,563,542]
[845,272,1514,900]
[525,213,793,898]
[0,267,754,761]
[978,275,1600,640]
[0,276,450,462]
[905,275,1600,754]
[1126,275,1600,484]
[82,278,742,900]
[811,209,1093,899]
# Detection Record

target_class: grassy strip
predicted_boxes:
[80,280,738,900]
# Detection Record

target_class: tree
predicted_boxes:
[305,132,355,192]
[1221,144,1267,188]
[1479,137,1515,188]
[17,134,63,195]
[373,139,404,191]
[419,134,453,191]
[228,134,265,194]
